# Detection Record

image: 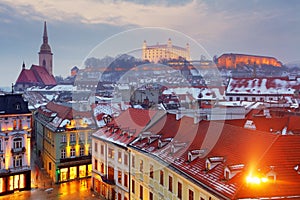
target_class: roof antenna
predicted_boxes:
[11,83,14,94]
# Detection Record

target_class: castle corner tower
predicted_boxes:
[39,21,53,75]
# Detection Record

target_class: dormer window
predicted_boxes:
[171,141,186,154]
[266,166,277,181]
[148,135,160,144]
[15,103,21,110]
[206,156,225,171]
[158,138,172,148]
[224,164,244,180]
[188,149,206,162]
[244,120,256,130]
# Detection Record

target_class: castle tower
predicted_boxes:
[39,21,53,75]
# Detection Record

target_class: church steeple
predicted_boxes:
[39,21,53,75]
[43,21,48,44]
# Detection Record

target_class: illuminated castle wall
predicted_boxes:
[142,38,190,63]
[217,53,282,68]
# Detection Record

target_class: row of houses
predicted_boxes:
[91,107,300,200]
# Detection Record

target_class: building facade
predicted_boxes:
[217,53,282,68]
[0,94,32,195]
[142,38,190,63]
[34,101,96,183]
[91,108,159,200]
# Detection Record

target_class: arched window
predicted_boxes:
[43,59,46,67]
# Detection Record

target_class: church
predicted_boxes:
[15,22,57,91]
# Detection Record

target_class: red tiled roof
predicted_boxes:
[93,108,160,146]
[31,65,56,85]
[130,114,300,199]
[16,65,56,86]
[16,69,39,83]
[226,77,300,95]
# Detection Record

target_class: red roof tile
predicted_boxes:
[130,114,300,199]
[16,65,56,86]
[16,69,39,83]
[93,108,160,146]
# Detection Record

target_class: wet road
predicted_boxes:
[0,178,104,200]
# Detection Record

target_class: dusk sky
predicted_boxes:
[1,0,300,87]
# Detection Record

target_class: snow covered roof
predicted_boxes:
[226,77,300,95]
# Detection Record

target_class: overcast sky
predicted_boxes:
[1,0,300,87]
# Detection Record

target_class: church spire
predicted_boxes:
[43,21,48,44]
[39,21,53,75]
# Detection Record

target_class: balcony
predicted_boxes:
[9,165,31,173]
[100,175,115,185]
[59,155,91,167]
[11,147,26,154]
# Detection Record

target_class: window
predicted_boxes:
[252,97,256,101]
[13,155,22,167]
[244,97,248,101]
[124,154,128,165]
[118,193,121,200]
[108,148,114,158]
[15,103,21,110]
[95,159,98,170]
[118,151,122,163]
[177,182,182,199]
[160,170,164,185]
[94,142,98,152]
[132,155,135,168]
[188,189,194,200]
[80,147,84,156]
[118,170,122,184]
[100,144,104,155]
[132,180,135,193]
[168,176,173,192]
[236,97,240,101]
[139,160,143,173]
[13,138,22,149]
[70,147,75,157]
[49,162,51,170]
[61,149,66,159]
[149,164,154,179]
[88,146,92,155]
[61,135,66,143]
[100,163,104,173]
[0,140,2,152]
[139,185,143,199]
[124,173,128,187]
[70,133,76,142]
[149,192,153,200]
[229,97,233,101]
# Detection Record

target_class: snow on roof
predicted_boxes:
[227,77,300,95]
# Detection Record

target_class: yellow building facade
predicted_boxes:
[130,149,219,200]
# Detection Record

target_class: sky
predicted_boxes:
[1,0,300,87]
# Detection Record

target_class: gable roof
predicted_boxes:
[16,69,39,84]
[31,65,56,85]
[93,108,161,147]
[16,65,56,86]
[37,101,95,131]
